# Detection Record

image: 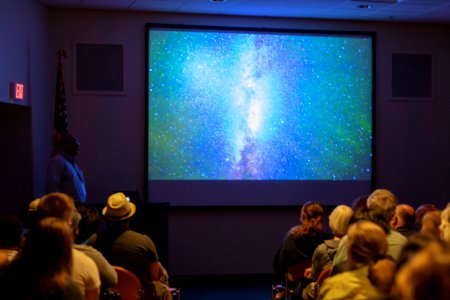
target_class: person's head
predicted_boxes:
[347,220,388,265]
[439,204,450,243]
[390,204,415,230]
[37,192,76,224]
[366,189,397,224]
[368,257,397,294]
[420,210,441,239]
[20,217,73,282]
[0,215,23,250]
[415,203,438,228]
[328,205,353,238]
[391,241,450,300]
[60,133,80,157]
[351,195,368,212]
[70,211,82,239]
[396,233,440,270]
[74,203,101,244]
[102,192,136,226]
[300,201,324,234]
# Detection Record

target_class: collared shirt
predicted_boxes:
[45,152,87,202]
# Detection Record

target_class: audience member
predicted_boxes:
[37,192,101,300]
[0,215,23,271]
[318,220,389,300]
[302,205,353,300]
[420,210,441,239]
[333,189,407,272]
[351,195,368,213]
[88,192,171,300]
[0,217,83,300]
[396,232,440,270]
[439,203,450,243]
[273,201,331,299]
[71,211,118,288]
[46,133,87,203]
[309,205,353,281]
[75,203,102,244]
[415,203,438,230]
[390,241,450,300]
[390,204,416,237]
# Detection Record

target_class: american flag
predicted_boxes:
[54,48,68,135]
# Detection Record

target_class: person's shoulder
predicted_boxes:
[388,229,408,243]
[73,247,97,268]
[48,153,68,165]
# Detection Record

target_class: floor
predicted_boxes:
[171,273,275,300]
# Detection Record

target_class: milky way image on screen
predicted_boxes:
[147,26,373,182]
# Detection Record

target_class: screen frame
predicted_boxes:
[144,23,376,207]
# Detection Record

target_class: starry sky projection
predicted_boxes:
[148,29,373,181]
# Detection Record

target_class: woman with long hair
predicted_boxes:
[0,217,83,300]
[273,201,331,299]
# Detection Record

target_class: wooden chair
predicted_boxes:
[315,265,332,287]
[113,266,143,300]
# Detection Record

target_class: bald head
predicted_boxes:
[391,204,416,229]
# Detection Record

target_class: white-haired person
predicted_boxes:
[302,205,353,299]
[87,192,171,300]
[318,220,393,300]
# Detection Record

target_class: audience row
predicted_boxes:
[0,192,172,300]
[273,188,450,300]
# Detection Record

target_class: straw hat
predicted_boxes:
[102,192,136,221]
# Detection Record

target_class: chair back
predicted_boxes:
[287,258,312,284]
[316,265,332,287]
[113,266,142,300]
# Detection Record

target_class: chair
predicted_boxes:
[272,259,312,300]
[315,265,332,287]
[113,266,143,300]
[169,287,181,300]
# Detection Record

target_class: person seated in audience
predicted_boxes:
[0,217,83,300]
[273,201,331,299]
[87,192,171,300]
[333,189,407,274]
[420,210,441,239]
[302,205,353,300]
[395,232,440,270]
[439,203,450,244]
[317,220,390,300]
[0,215,23,271]
[308,205,353,281]
[390,241,450,300]
[71,210,118,288]
[74,203,103,244]
[37,192,101,300]
[415,203,438,230]
[390,204,416,237]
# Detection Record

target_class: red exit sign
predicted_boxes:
[10,82,25,100]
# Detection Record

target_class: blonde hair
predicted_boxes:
[328,205,353,237]
[347,220,387,264]
[37,192,75,223]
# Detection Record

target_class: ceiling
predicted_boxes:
[37,0,450,24]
